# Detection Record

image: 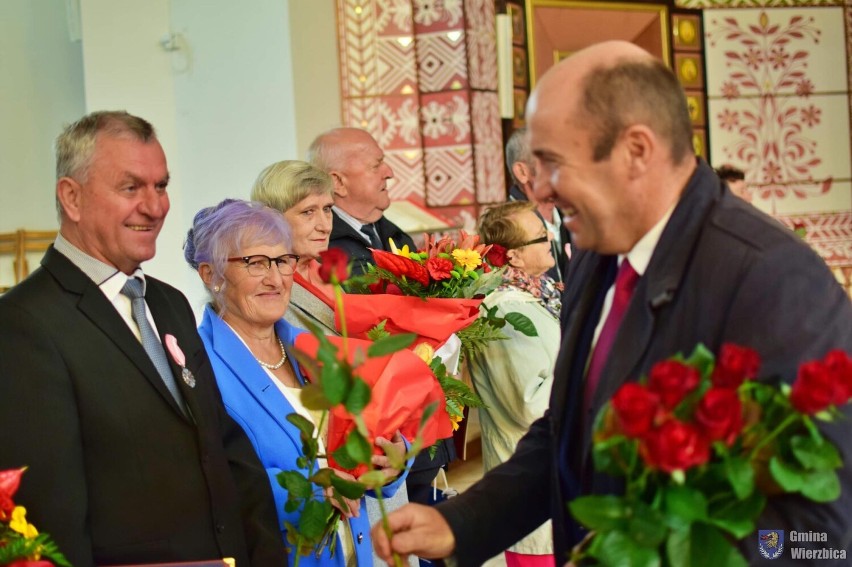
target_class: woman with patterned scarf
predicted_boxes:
[469,200,563,567]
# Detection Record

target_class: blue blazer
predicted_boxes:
[198,305,407,566]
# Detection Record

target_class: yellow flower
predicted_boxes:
[10,506,39,539]
[450,412,464,431]
[388,238,411,258]
[413,343,435,364]
[451,248,482,272]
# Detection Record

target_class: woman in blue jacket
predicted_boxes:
[185,199,408,565]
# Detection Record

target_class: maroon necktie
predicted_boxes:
[583,259,640,415]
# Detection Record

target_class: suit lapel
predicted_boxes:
[43,249,187,417]
[205,309,303,454]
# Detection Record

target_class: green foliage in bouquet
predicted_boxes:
[569,343,852,567]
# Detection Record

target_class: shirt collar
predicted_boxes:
[333,206,372,243]
[54,233,147,296]
[622,204,675,277]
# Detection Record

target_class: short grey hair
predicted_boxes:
[251,160,333,212]
[505,127,531,185]
[56,110,157,183]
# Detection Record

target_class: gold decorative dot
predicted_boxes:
[359,75,367,83]
[354,5,362,15]
[678,20,696,45]
[679,59,698,82]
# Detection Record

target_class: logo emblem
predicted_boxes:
[758,530,784,560]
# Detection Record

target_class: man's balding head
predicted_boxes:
[525,41,697,254]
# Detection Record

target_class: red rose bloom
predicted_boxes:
[711,343,761,389]
[318,249,349,284]
[611,383,662,438]
[641,419,710,473]
[823,349,852,404]
[694,388,743,446]
[790,360,837,414]
[647,360,701,409]
[485,244,507,267]
[426,257,454,281]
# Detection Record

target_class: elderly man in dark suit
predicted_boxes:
[372,41,852,566]
[0,111,286,567]
[307,127,416,275]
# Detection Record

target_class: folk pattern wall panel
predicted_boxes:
[704,6,852,269]
[472,91,505,203]
[465,0,498,90]
[338,0,505,225]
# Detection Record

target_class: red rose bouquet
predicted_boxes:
[0,468,70,567]
[569,343,852,567]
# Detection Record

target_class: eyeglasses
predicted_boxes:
[518,234,549,247]
[227,254,300,277]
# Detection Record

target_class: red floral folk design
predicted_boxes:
[707,11,832,211]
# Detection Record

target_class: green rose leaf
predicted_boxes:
[628,501,668,548]
[358,470,389,490]
[330,474,368,499]
[592,529,661,567]
[664,485,708,528]
[278,470,312,498]
[309,468,334,488]
[321,358,351,405]
[687,523,748,567]
[284,499,301,513]
[683,343,715,380]
[344,376,372,414]
[568,495,630,532]
[368,333,417,357]
[790,434,842,470]
[286,413,315,439]
[332,428,372,469]
[504,312,538,337]
[725,456,754,500]
[800,469,840,502]
[300,383,332,411]
[299,499,333,540]
[769,456,805,491]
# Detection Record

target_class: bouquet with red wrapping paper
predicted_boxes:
[334,294,481,350]
[569,344,852,567]
[294,333,452,477]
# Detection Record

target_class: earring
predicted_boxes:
[213,285,220,293]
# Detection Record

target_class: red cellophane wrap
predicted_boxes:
[294,333,453,476]
[334,294,482,349]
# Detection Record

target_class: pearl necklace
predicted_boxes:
[256,336,288,370]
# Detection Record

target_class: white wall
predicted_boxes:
[0,0,85,232]
[1,0,342,314]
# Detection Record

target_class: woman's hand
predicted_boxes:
[325,469,361,518]
[372,430,406,480]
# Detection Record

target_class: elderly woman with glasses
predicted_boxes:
[470,200,562,567]
[250,161,419,566]
[184,199,405,566]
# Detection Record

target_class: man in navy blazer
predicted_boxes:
[372,41,852,566]
[0,111,285,567]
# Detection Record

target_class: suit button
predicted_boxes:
[357,532,363,543]
[216,523,226,533]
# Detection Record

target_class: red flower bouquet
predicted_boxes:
[569,344,852,567]
[0,468,70,567]
[294,333,452,477]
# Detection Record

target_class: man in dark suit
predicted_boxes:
[372,41,852,566]
[506,126,571,283]
[0,111,286,567]
[307,127,415,275]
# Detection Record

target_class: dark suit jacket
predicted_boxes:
[438,160,852,566]
[0,248,286,567]
[329,211,415,276]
